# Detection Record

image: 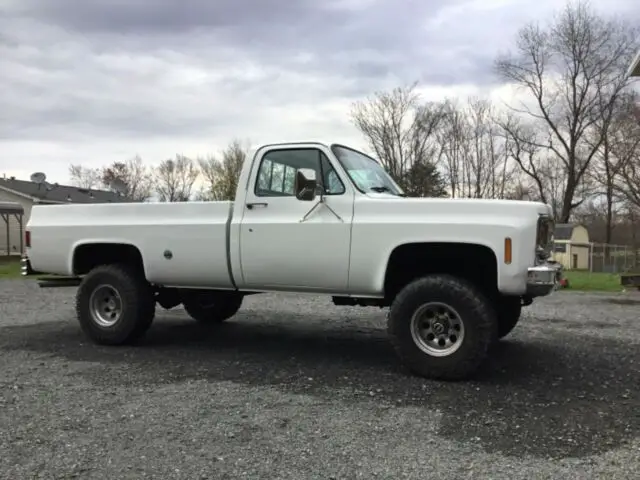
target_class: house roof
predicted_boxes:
[0,201,24,215]
[0,177,129,204]
[554,223,575,240]
[554,223,589,241]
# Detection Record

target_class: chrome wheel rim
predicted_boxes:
[89,284,123,327]
[410,302,465,357]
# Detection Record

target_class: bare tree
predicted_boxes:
[438,97,515,198]
[628,203,640,266]
[154,155,200,202]
[585,91,640,242]
[437,99,468,198]
[198,140,248,201]
[499,111,594,219]
[101,155,153,202]
[494,1,638,221]
[620,145,640,213]
[349,83,446,191]
[68,165,102,189]
[499,114,559,211]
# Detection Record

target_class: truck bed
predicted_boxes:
[27,201,236,289]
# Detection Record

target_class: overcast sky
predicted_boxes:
[1,0,639,185]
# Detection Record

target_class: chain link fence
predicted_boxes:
[589,243,639,273]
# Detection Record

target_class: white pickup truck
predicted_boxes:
[23,142,557,380]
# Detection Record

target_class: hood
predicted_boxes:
[362,193,552,218]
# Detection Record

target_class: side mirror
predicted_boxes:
[294,168,317,201]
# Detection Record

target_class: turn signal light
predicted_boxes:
[504,237,512,264]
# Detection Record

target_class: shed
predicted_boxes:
[0,201,24,256]
[552,223,590,270]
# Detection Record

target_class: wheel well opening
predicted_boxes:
[384,242,498,302]
[73,243,145,276]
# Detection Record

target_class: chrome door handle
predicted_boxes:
[246,202,268,209]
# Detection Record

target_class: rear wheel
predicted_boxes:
[387,274,497,380]
[181,290,244,324]
[75,264,155,345]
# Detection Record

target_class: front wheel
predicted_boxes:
[181,290,244,325]
[387,274,497,381]
[75,264,156,345]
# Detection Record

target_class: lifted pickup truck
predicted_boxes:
[23,142,557,380]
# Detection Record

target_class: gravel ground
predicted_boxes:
[0,280,639,480]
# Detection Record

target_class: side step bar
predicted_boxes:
[37,277,82,288]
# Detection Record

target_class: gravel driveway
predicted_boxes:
[0,280,638,480]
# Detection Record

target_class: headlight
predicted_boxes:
[536,215,554,260]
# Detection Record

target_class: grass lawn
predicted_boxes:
[562,270,624,292]
[0,257,60,282]
[0,256,21,278]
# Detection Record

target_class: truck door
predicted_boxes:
[238,145,354,292]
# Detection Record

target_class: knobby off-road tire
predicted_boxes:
[182,291,244,325]
[387,274,498,381]
[75,264,156,345]
[496,296,522,340]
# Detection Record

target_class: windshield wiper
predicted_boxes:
[369,186,406,197]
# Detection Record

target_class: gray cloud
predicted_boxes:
[2,0,639,181]
[5,0,487,82]
[1,0,481,144]
[10,0,337,33]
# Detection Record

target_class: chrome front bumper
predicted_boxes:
[526,263,559,297]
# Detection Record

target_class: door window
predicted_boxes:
[254,148,345,197]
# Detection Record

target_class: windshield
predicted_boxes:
[330,145,405,196]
